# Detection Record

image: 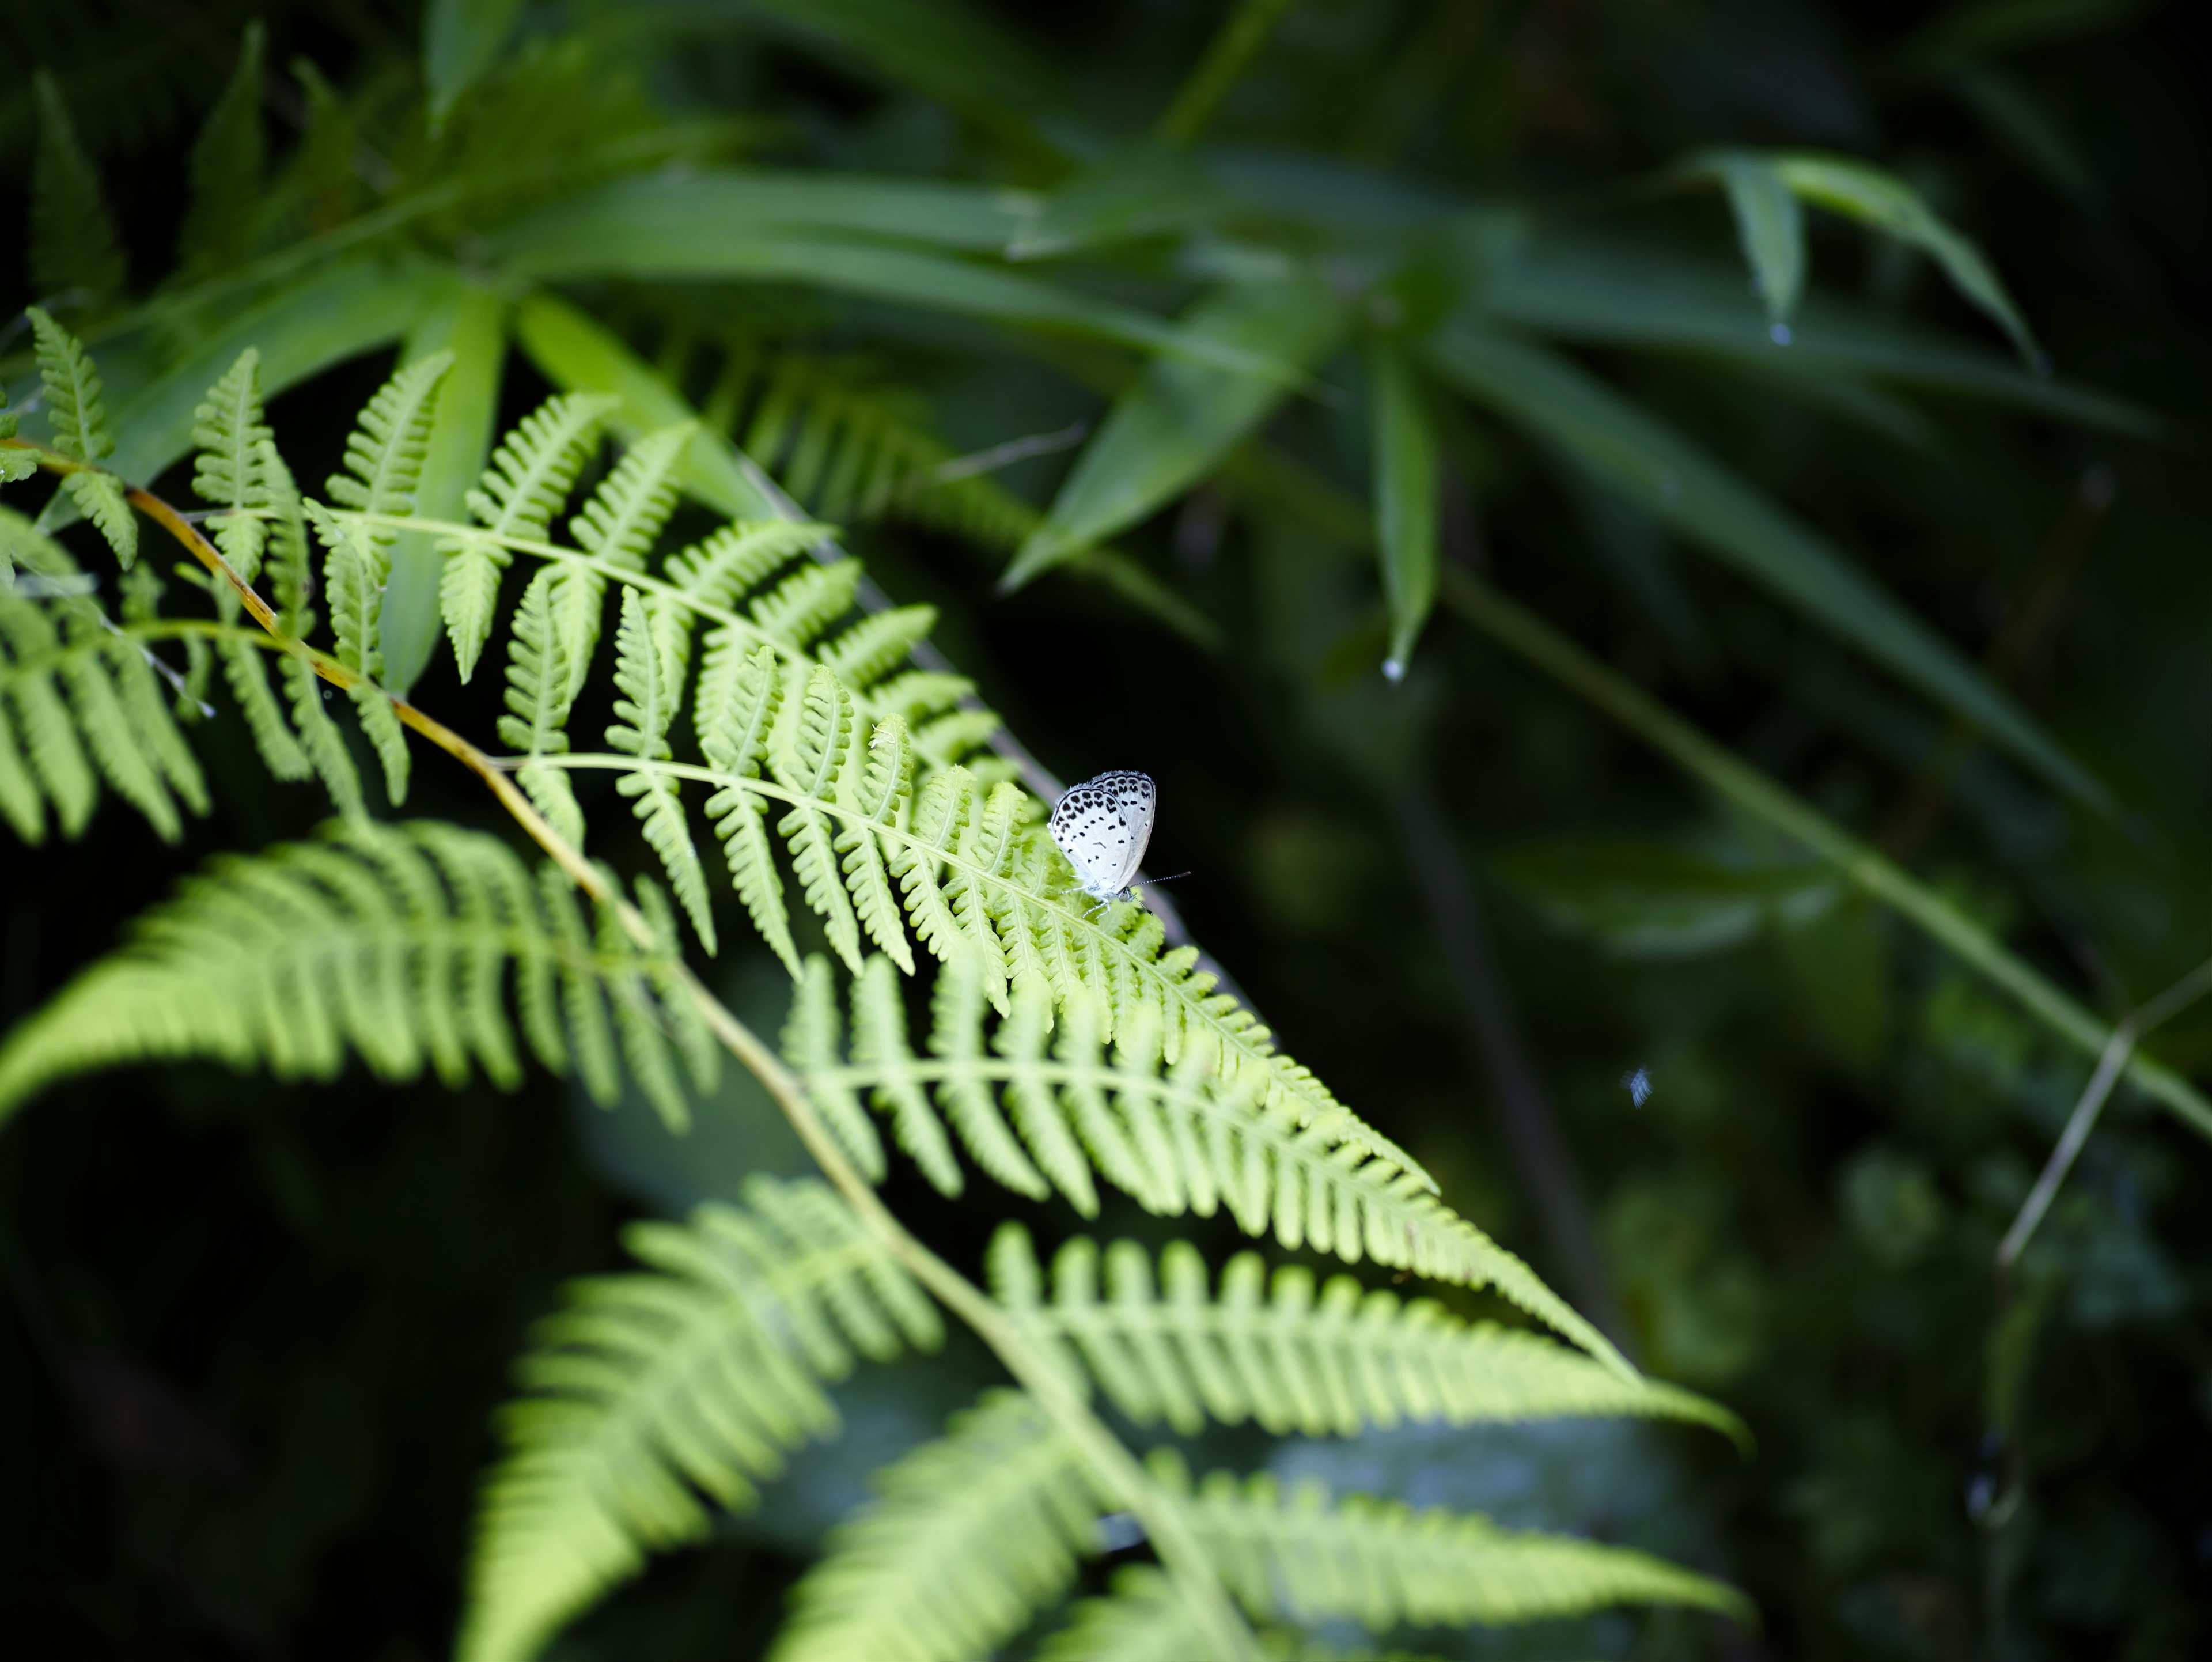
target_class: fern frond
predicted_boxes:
[0,820,704,1125]
[190,348,275,580]
[1154,1452,1751,1630]
[989,1225,1743,1443]
[443,392,619,680]
[30,71,125,303]
[790,952,1631,1375]
[774,667,868,972]
[768,1390,1096,1662]
[176,22,266,278]
[608,590,715,951]
[499,569,585,848]
[1036,1569,1207,1662]
[0,404,36,493]
[700,642,800,974]
[305,499,411,804]
[259,438,366,817]
[0,509,207,843]
[560,423,691,702]
[26,309,137,569]
[457,1176,943,1662]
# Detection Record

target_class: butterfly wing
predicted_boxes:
[1050,770,1156,898]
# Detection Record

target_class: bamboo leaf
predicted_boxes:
[1425,323,2109,813]
[1365,339,1439,680]
[1006,268,1343,588]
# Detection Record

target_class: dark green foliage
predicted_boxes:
[3,1,2210,1660]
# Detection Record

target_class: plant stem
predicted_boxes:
[1436,563,2212,1142]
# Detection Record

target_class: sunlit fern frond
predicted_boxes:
[506,629,1419,1229]
[0,508,207,844]
[0,819,715,1130]
[457,1176,942,1662]
[987,1224,1742,1443]
[784,952,1627,1375]
[769,1390,1097,1662]
[26,308,135,567]
[1153,1451,1751,1633]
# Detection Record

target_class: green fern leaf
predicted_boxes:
[774,667,866,973]
[559,422,691,700]
[0,513,211,842]
[320,351,454,683]
[988,1225,1743,1444]
[782,956,887,1180]
[25,308,112,464]
[61,473,137,569]
[769,1390,1095,1662]
[601,874,699,1130]
[279,654,365,819]
[351,684,412,805]
[0,821,702,1125]
[792,951,1632,1375]
[176,23,267,278]
[850,955,962,1194]
[608,589,715,951]
[702,642,800,976]
[837,714,915,974]
[443,392,618,682]
[29,73,125,302]
[0,415,36,491]
[1153,1452,1752,1630]
[219,635,312,782]
[1036,1568,1209,1662]
[190,348,275,580]
[499,569,585,847]
[457,1178,942,1662]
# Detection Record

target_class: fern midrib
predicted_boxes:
[332,508,805,670]
[537,755,1374,1150]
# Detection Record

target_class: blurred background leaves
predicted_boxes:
[5,0,2212,1657]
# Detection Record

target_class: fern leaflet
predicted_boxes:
[0,509,207,843]
[27,308,135,568]
[988,1224,1740,1443]
[1153,1451,1751,1630]
[0,820,711,1129]
[443,391,619,680]
[781,950,1628,1374]
[190,348,278,581]
[457,1176,942,1662]
[608,589,715,950]
[769,1390,1096,1662]
[559,421,691,702]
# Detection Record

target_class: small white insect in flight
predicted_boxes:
[1050,770,1158,911]
[1620,1066,1653,1108]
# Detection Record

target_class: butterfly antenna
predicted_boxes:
[1138,870,1192,889]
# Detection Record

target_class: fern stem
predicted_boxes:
[60,444,1259,1660]
[1437,563,2212,1142]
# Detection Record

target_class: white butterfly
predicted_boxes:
[1050,770,1157,908]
